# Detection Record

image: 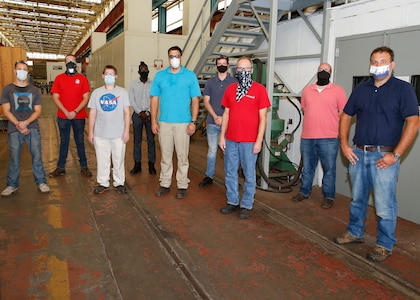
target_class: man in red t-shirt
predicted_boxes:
[49,54,92,178]
[218,56,271,219]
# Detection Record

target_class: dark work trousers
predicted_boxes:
[131,112,156,164]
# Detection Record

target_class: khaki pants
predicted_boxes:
[158,122,190,189]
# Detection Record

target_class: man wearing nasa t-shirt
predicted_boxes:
[87,65,131,194]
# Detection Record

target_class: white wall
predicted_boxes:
[267,0,420,223]
[326,0,420,66]
[46,62,82,82]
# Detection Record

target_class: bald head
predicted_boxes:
[318,63,332,74]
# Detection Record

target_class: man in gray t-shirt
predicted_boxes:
[199,55,236,188]
[0,60,49,196]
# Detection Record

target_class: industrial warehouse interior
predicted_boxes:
[0,0,419,299]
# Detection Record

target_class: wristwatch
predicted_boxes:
[191,120,198,125]
[392,152,400,159]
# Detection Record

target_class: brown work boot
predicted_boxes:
[81,167,92,177]
[367,245,392,262]
[321,199,334,209]
[334,232,364,245]
[292,193,308,202]
[49,168,66,177]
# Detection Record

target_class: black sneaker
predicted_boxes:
[130,162,141,174]
[198,176,213,187]
[175,188,187,199]
[116,185,127,194]
[93,185,109,194]
[220,204,239,214]
[148,162,156,175]
[238,208,251,219]
[155,186,170,197]
[49,168,66,178]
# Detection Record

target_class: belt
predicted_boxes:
[356,145,394,152]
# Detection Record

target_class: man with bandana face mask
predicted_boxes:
[218,56,271,219]
[0,60,50,196]
[335,46,419,262]
[150,46,201,199]
[128,61,156,175]
[49,54,92,178]
[198,55,236,188]
[291,63,347,210]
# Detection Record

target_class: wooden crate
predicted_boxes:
[0,46,27,117]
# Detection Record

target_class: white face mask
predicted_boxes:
[170,58,180,69]
[104,75,115,85]
[370,64,390,79]
[16,70,28,81]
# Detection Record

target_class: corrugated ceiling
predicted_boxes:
[0,0,115,56]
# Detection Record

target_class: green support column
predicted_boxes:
[158,6,167,33]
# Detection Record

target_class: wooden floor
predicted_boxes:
[0,94,419,299]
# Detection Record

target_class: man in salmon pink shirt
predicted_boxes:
[292,63,347,209]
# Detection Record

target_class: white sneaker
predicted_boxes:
[1,186,18,197]
[38,183,50,193]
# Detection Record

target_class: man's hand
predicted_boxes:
[122,132,130,144]
[219,136,226,152]
[341,144,359,165]
[376,152,398,170]
[152,122,160,134]
[67,111,77,120]
[253,142,262,154]
[186,123,196,136]
[88,133,94,144]
[214,115,222,126]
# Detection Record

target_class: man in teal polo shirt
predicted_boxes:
[150,46,201,199]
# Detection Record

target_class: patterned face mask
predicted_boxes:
[235,71,252,102]
[370,64,390,79]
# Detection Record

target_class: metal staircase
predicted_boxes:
[184,0,325,128]
[184,0,273,128]
[183,0,328,190]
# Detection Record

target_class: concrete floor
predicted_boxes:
[0,94,419,299]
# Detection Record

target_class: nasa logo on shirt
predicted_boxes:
[100,93,119,112]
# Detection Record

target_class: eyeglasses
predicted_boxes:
[169,55,181,59]
[104,73,116,76]
[237,67,252,72]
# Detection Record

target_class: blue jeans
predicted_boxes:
[56,117,87,168]
[224,140,257,210]
[347,147,399,251]
[132,112,156,163]
[300,138,339,200]
[7,129,47,187]
[205,124,221,178]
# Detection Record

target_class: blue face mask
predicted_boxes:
[104,75,115,85]
[370,64,390,79]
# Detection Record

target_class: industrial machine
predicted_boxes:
[252,60,303,192]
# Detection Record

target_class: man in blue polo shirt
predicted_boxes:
[150,45,201,199]
[334,46,419,262]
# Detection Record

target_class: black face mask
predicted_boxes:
[316,70,330,86]
[217,65,228,73]
[139,71,149,81]
[65,62,77,75]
